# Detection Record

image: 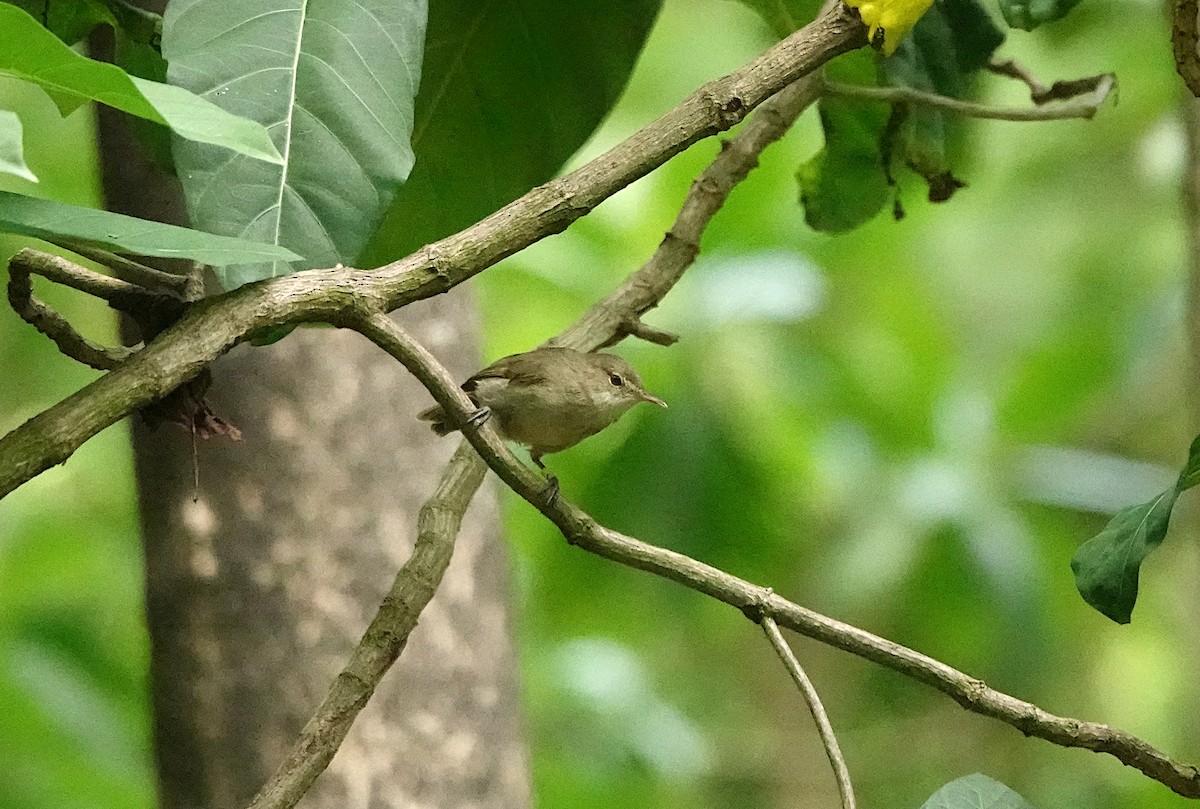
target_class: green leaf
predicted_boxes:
[0,110,38,183]
[131,76,285,160]
[797,50,892,233]
[3,0,116,45]
[0,4,282,166]
[886,0,1005,98]
[920,773,1035,809]
[357,0,662,268]
[797,0,1002,226]
[1072,435,1200,623]
[111,30,175,172]
[936,0,1007,76]
[998,0,1083,31]
[0,190,303,266]
[881,0,1003,199]
[796,102,892,232]
[163,0,427,290]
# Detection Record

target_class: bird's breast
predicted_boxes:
[473,378,612,453]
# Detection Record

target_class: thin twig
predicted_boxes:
[352,312,1200,801]
[822,73,1115,121]
[988,58,1051,98]
[556,74,824,351]
[762,613,856,809]
[5,248,188,370]
[49,239,191,296]
[9,247,169,310]
[6,252,140,370]
[987,61,1117,107]
[622,319,680,346]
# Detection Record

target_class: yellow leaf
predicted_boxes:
[846,0,936,54]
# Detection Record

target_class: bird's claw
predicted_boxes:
[541,474,560,507]
[465,406,492,429]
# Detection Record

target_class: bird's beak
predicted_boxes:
[639,390,668,408]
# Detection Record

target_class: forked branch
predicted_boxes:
[243,72,828,809]
[354,311,1200,801]
[762,613,856,809]
[0,0,867,499]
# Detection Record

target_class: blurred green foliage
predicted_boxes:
[2,1,1200,808]
[0,77,152,809]
[483,1,1199,807]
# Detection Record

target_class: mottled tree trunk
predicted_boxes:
[1185,98,1200,368]
[1180,95,1200,765]
[95,65,529,809]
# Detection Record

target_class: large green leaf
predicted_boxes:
[163,0,427,290]
[797,50,892,233]
[357,0,662,267]
[920,774,1035,809]
[0,110,38,183]
[1072,435,1200,624]
[882,0,1003,199]
[0,190,303,265]
[886,0,1005,100]
[0,4,281,166]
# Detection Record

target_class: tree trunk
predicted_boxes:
[95,68,530,809]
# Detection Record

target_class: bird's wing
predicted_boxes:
[463,351,550,392]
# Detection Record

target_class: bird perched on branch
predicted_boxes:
[418,347,666,469]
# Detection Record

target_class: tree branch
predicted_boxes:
[48,239,193,297]
[761,613,856,809]
[1173,0,1200,97]
[0,1,865,499]
[238,73,828,808]
[553,74,824,351]
[5,248,172,370]
[353,312,1200,801]
[987,59,1120,108]
[245,441,488,809]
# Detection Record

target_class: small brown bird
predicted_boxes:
[418,347,666,468]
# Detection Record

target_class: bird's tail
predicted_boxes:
[417,405,456,436]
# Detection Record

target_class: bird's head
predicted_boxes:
[588,353,667,420]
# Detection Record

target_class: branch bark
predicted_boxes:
[1174,0,1200,97]
[246,441,491,809]
[5,248,175,369]
[239,73,827,807]
[352,312,1200,801]
[0,1,866,500]
[761,614,856,809]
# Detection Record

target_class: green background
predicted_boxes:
[2,0,1198,807]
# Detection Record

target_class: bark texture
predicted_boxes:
[94,55,530,809]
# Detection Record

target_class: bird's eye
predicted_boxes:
[609,373,624,387]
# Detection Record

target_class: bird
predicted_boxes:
[418,346,666,469]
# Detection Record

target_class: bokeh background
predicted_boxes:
[3,0,1199,807]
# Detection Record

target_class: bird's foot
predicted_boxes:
[465,406,492,430]
[541,474,560,507]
